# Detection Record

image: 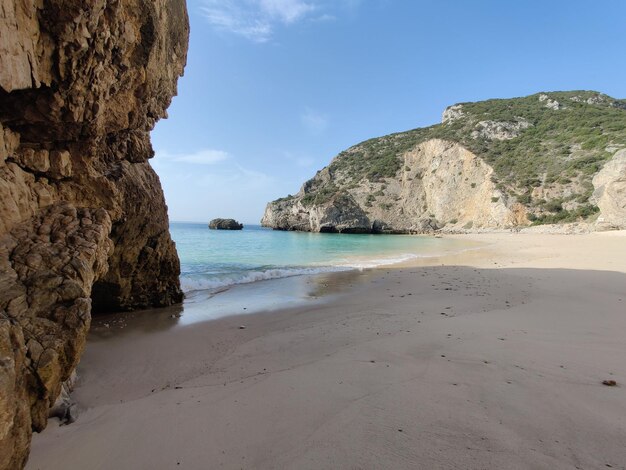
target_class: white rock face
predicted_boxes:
[539,94,563,110]
[471,119,532,140]
[570,94,607,105]
[592,149,626,229]
[441,104,464,124]
[382,139,523,230]
[262,139,529,233]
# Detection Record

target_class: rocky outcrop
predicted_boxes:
[593,149,626,230]
[471,119,532,140]
[209,219,244,230]
[441,104,464,124]
[263,194,371,233]
[0,1,189,468]
[264,91,625,234]
[262,139,526,233]
[569,93,609,106]
[539,93,564,110]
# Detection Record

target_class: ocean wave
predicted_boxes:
[338,253,420,269]
[179,252,429,294]
[180,266,350,293]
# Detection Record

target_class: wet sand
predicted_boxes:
[27,232,626,470]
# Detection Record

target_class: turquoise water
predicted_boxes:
[171,223,470,296]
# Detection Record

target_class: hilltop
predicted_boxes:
[263,91,626,233]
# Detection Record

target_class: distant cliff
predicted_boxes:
[0,1,188,468]
[263,91,626,233]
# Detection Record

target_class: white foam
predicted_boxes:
[338,253,420,269]
[180,266,350,293]
[181,247,475,295]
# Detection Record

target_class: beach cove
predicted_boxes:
[27,231,626,470]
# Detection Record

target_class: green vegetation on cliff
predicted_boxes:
[441,92,625,189]
[299,91,626,223]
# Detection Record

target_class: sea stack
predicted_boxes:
[209,218,244,230]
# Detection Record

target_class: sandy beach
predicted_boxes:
[27,232,626,470]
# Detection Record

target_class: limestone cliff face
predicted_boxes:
[262,139,526,233]
[0,1,189,468]
[592,150,626,229]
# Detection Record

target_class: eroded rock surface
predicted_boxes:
[264,91,625,234]
[208,218,244,230]
[262,139,525,233]
[539,93,564,110]
[471,119,532,140]
[593,149,626,229]
[0,1,189,468]
[441,104,464,124]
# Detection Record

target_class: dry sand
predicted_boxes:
[27,232,626,470]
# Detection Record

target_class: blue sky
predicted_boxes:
[151,0,626,223]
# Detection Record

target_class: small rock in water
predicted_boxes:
[239,325,246,329]
[602,380,617,386]
[208,218,243,230]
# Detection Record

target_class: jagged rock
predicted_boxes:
[371,220,391,233]
[593,149,626,230]
[314,194,371,233]
[48,371,78,425]
[209,219,244,230]
[570,94,607,105]
[262,193,371,233]
[0,1,189,468]
[441,104,464,124]
[263,139,515,233]
[539,94,563,110]
[412,218,440,233]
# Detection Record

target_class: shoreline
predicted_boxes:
[27,232,626,470]
[156,234,485,325]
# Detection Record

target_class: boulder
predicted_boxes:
[209,218,244,230]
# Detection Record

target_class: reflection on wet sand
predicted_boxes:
[90,268,368,337]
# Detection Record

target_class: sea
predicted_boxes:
[168,222,474,323]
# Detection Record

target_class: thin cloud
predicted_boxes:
[282,150,316,168]
[156,149,231,165]
[200,0,316,42]
[152,156,279,223]
[301,107,329,134]
[196,164,275,191]
[311,13,336,22]
[260,0,315,23]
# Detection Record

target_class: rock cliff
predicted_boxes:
[0,1,189,468]
[592,149,626,229]
[263,91,626,233]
